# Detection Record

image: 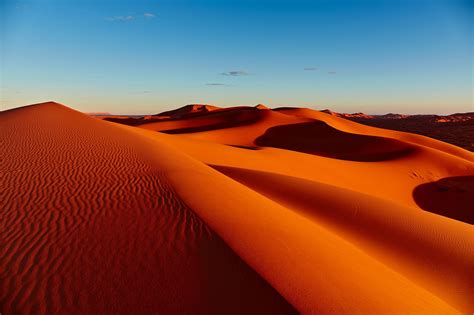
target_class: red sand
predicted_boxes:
[2,102,473,314]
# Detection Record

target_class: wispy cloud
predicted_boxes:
[206,83,228,86]
[106,15,135,22]
[106,13,156,22]
[304,67,318,71]
[221,70,249,76]
[328,71,337,74]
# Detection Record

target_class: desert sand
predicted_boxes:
[2,102,473,314]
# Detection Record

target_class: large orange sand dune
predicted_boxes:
[2,102,473,314]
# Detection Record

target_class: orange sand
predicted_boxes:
[2,102,473,314]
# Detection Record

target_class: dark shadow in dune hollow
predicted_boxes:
[160,108,266,134]
[255,121,417,162]
[413,176,474,224]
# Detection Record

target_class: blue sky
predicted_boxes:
[1,0,472,114]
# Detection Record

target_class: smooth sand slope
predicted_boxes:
[2,102,473,314]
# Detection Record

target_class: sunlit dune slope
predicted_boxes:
[210,165,474,313]
[3,102,473,314]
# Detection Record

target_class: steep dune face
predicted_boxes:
[1,103,295,314]
[3,102,473,314]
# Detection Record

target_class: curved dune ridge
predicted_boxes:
[156,104,221,119]
[2,102,474,314]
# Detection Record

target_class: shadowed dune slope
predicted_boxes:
[156,104,221,119]
[142,107,268,134]
[138,107,310,146]
[1,102,296,314]
[255,121,417,161]
[413,176,474,224]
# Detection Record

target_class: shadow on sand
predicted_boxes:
[256,121,417,162]
[413,176,474,224]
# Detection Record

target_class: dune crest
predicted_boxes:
[156,104,221,119]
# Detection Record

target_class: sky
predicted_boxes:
[1,0,472,114]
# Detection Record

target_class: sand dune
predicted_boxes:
[2,102,473,314]
[1,103,294,314]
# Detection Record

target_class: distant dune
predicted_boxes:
[98,105,474,152]
[3,102,473,314]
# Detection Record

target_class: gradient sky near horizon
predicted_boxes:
[1,0,472,114]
